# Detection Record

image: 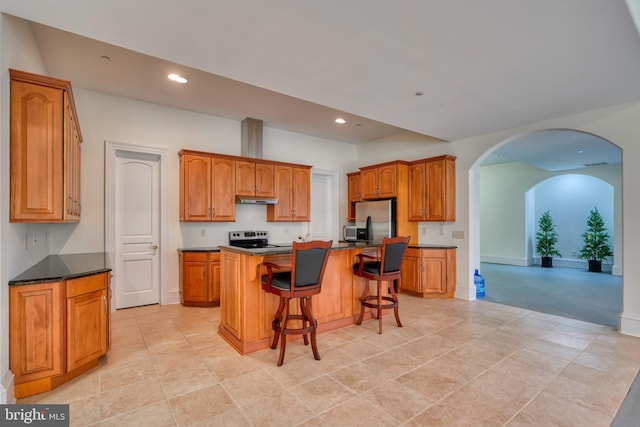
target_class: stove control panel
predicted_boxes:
[229,230,269,241]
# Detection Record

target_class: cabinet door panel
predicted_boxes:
[377,165,396,198]
[9,283,63,382]
[211,157,235,221]
[408,163,426,221]
[422,251,447,294]
[10,81,64,221]
[401,255,421,293]
[67,289,108,371]
[426,160,445,221]
[209,253,221,302]
[292,167,310,221]
[181,155,212,221]
[268,166,293,221]
[221,252,243,339]
[361,168,378,199]
[255,163,275,197]
[182,257,208,303]
[348,173,361,203]
[235,160,256,196]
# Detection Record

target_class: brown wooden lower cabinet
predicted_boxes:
[401,247,456,298]
[179,251,221,307]
[9,271,111,398]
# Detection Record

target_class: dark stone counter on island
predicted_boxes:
[217,241,457,256]
[9,253,112,285]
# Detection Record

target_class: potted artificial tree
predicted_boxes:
[536,210,561,268]
[578,207,613,272]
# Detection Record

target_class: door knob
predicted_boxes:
[150,245,158,250]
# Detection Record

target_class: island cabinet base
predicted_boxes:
[219,247,385,355]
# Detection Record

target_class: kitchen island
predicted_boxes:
[218,242,456,355]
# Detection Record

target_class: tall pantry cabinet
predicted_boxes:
[9,69,82,222]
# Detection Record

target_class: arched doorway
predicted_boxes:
[472,129,622,328]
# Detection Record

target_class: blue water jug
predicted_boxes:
[474,269,485,298]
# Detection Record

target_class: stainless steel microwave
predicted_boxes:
[343,225,358,241]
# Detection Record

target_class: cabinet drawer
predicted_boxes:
[405,248,420,258]
[66,272,108,298]
[183,252,208,262]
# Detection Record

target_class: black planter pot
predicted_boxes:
[541,256,553,268]
[588,260,602,272]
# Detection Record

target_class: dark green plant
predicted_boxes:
[536,211,561,257]
[578,207,613,261]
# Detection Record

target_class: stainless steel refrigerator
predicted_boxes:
[355,199,396,241]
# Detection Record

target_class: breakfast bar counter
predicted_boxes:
[218,242,381,354]
[218,241,457,354]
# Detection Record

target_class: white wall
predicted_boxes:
[480,161,619,271]
[533,174,614,269]
[0,14,55,404]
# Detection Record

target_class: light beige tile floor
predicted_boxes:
[18,295,640,426]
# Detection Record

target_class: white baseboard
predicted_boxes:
[455,282,475,301]
[1,370,15,404]
[166,288,181,305]
[481,255,614,273]
[480,256,531,266]
[619,312,640,337]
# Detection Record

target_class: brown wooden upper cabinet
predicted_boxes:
[267,165,311,222]
[409,155,456,222]
[179,151,236,222]
[10,69,82,222]
[346,171,362,220]
[361,163,397,199]
[235,160,275,198]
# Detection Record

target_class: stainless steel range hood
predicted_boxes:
[238,118,279,205]
[235,195,278,205]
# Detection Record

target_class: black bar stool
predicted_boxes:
[353,236,410,334]
[261,240,332,366]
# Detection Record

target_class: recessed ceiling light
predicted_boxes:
[335,118,346,124]
[168,73,188,84]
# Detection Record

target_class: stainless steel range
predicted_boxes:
[228,230,273,248]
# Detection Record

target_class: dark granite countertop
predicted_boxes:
[178,247,221,252]
[218,241,457,256]
[408,244,458,249]
[9,253,112,285]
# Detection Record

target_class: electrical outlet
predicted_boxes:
[284,228,289,235]
[24,234,29,250]
[452,230,465,239]
[421,227,426,235]
[200,229,206,237]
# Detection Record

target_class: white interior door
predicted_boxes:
[311,170,338,242]
[115,150,161,308]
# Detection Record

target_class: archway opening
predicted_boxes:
[475,129,622,328]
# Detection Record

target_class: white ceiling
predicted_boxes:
[2,0,638,167]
